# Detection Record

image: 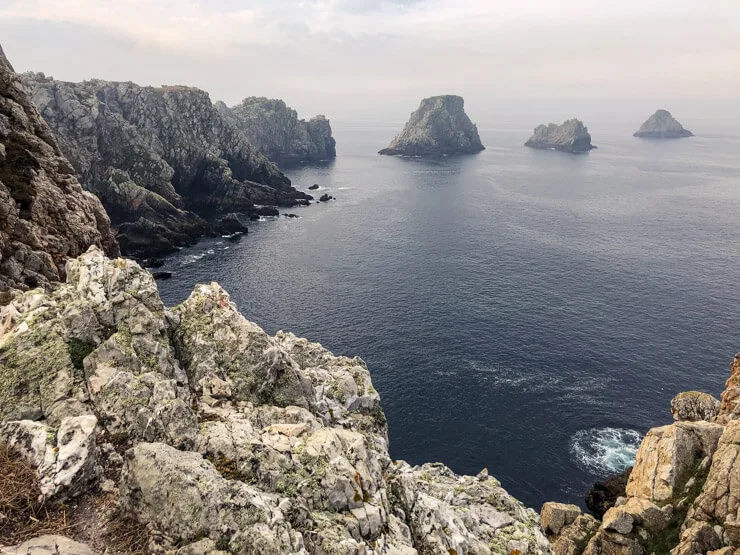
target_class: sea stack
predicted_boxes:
[525,119,595,153]
[379,95,484,157]
[634,109,693,138]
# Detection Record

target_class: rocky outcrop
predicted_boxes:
[20,73,309,258]
[525,119,595,153]
[0,247,552,554]
[634,110,694,138]
[216,97,336,165]
[379,95,485,157]
[0,46,118,293]
[585,467,631,519]
[672,391,721,422]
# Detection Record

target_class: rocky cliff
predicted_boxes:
[216,98,336,165]
[524,119,595,153]
[0,247,552,554]
[379,95,485,157]
[0,46,118,293]
[20,73,310,258]
[543,355,740,555]
[634,110,694,139]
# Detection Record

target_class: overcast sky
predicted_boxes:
[1,1,739,123]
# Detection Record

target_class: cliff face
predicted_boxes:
[21,74,309,257]
[544,354,740,555]
[525,119,595,153]
[0,247,552,554]
[379,95,485,157]
[0,47,118,293]
[634,109,694,138]
[216,97,336,165]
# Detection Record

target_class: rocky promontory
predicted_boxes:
[634,109,694,138]
[379,95,485,157]
[525,119,595,153]
[20,73,310,258]
[216,97,336,165]
[0,46,118,292]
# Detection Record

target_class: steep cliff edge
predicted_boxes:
[0,248,552,554]
[524,119,595,153]
[0,46,118,293]
[634,110,694,139]
[21,73,310,258]
[216,97,336,165]
[379,95,485,157]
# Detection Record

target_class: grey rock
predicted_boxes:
[216,98,336,165]
[634,109,693,138]
[0,536,96,555]
[671,391,721,422]
[525,119,595,153]
[379,95,485,157]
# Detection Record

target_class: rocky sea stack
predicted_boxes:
[217,97,336,165]
[634,109,694,138]
[525,119,595,153]
[379,95,484,157]
[20,74,309,258]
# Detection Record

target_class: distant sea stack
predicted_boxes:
[634,109,694,138]
[525,119,595,153]
[379,95,484,157]
[216,97,336,165]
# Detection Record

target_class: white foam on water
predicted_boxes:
[570,427,643,475]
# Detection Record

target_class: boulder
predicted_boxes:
[671,391,721,422]
[541,502,582,536]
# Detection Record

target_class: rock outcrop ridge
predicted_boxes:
[379,95,485,157]
[524,119,595,153]
[634,110,694,139]
[216,97,336,165]
[0,46,118,293]
[20,73,309,258]
[544,354,740,555]
[0,247,552,554]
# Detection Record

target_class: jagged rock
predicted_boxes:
[0,45,118,292]
[319,193,333,202]
[215,213,248,234]
[672,522,723,555]
[379,95,485,157]
[585,467,632,519]
[542,502,582,536]
[549,514,599,555]
[525,119,595,153]
[216,98,336,164]
[633,110,694,138]
[671,391,721,422]
[21,73,308,257]
[626,421,723,502]
[0,535,96,555]
[719,353,740,420]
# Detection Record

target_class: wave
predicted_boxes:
[570,427,642,476]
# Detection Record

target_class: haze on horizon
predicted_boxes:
[1,0,739,125]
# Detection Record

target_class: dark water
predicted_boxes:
[156,120,740,509]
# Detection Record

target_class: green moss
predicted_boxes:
[67,339,95,371]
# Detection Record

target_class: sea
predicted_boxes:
[156,117,740,510]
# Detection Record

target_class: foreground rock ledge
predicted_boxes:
[0,247,551,554]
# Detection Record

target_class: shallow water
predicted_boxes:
[157,119,740,509]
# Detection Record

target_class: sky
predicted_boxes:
[1,0,739,123]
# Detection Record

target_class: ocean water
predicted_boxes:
[156,119,740,509]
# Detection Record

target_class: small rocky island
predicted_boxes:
[634,109,694,138]
[525,119,595,153]
[379,95,485,157]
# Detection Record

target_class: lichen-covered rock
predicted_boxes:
[0,535,97,555]
[525,119,595,153]
[216,98,336,165]
[21,73,309,257]
[671,391,721,422]
[542,503,582,537]
[379,95,484,157]
[633,110,693,139]
[0,45,118,292]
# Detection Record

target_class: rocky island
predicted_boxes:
[379,95,485,157]
[216,97,336,165]
[634,109,694,138]
[524,119,595,153]
[20,73,310,258]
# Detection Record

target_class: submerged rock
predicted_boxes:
[634,109,694,138]
[379,95,485,157]
[525,119,595,153]
[216,97,336,165]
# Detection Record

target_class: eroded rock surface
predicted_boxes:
[634,110,694,139]
[524,119,595,153]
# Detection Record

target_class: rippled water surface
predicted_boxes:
[157,120,740,509]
